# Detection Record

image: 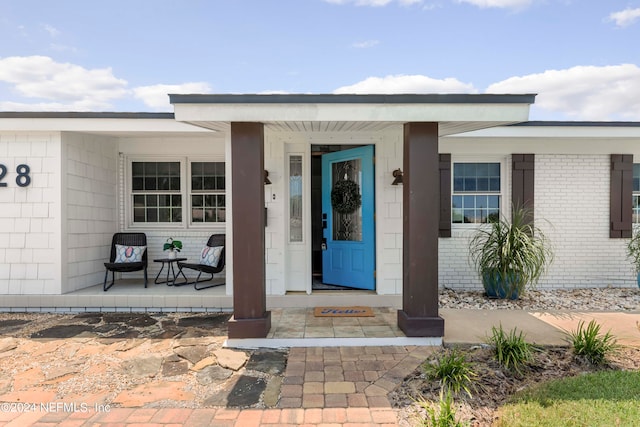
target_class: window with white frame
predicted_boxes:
[191,161,226,223]
[130,159,225,225]
[633,164,640,223]
[452,162,501,224]
[132,161,182,223]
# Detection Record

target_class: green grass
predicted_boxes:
[496,370,640,427]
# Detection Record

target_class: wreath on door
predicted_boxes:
[331,179,362,214]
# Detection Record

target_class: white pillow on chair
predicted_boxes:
[114,245,146,263]
[200,246,223,267]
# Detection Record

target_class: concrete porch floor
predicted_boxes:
[0,279,403,314]
[0,279,231,313]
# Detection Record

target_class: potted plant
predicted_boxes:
[469,206,554,299]
[163,237,183,260]
[626,230,640,288]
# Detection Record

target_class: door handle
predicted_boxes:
[322,220,327,229]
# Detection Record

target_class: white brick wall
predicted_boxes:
[0,132,60,294]
[63,132,118,292]
[438,153,635,290]
[535,154,633,288]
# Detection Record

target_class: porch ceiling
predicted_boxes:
[170,94,536,137]
[179,119,518,136]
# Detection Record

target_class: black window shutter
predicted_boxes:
[610,154,633,238]
[512,154,535,225]
[439,154,452,238]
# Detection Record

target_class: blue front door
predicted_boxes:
[321,145,375,290]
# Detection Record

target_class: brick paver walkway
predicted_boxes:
[1,406,400,426]
[279,346,433,411]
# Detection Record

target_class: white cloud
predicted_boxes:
[324,0,421,6]
[0,56,215,112]
[486,64,640,120]
[133,82,212,110]
[352,39,380,48]
[0,56,128,110]
[42,24,60,37]
[334,74,477,93]
[456,0,532,9]
[608,7,640,28]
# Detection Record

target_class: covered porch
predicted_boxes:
[0,280,400,313]
[170,94,536,339]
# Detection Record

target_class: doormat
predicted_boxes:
[313,306,374,317]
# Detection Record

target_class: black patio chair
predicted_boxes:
[176,234,225,290]
[103,233,148,291]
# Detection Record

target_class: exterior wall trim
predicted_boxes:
[610,154,633,238]
[439,154,452,238]
[171,93,536,105]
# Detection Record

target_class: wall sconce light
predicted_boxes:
[264,170,272,185]
[391,168,403,185]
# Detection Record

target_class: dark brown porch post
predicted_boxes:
[227,122,271,338]
[397,122,445,337]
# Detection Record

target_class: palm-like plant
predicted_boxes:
[469,205,553,299]
[568,320,618,366]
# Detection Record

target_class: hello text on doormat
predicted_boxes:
[313,306,374,317]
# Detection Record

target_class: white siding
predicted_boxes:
[264,132,286,295]
[63,132,119,292]
[0,132,61,294]
[375,127,403,295]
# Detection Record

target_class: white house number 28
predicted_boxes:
[0,164,31,187]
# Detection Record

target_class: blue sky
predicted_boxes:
[0,0,639,120]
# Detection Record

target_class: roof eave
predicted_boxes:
[169,93,537,105]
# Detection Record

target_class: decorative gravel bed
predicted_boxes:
[439,287,640,311]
